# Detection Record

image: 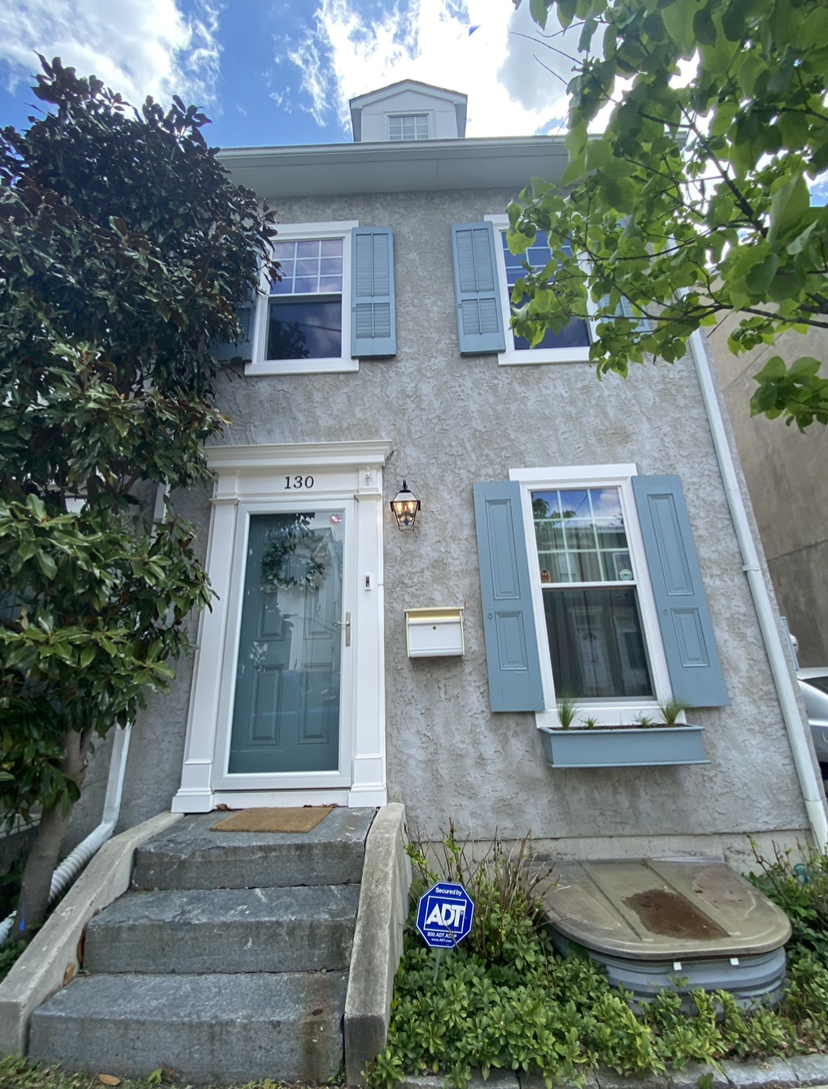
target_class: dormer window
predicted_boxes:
[389,114,429,141]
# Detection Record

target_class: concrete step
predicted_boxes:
[84,884,361,974]
[132,808,374,891]
[29,970,348,1084]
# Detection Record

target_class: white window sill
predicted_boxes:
[244,357,359,377]
[498,347,592,367]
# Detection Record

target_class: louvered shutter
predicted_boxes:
[633,475,729,707]
[452,223,506,354]
[474,482,545,711]
[351,227,396,357]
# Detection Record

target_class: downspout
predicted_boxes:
[688,328,828,849]
[0,723,132,943]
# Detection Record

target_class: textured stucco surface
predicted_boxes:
[77,185,817,859]
[708,320,828,666]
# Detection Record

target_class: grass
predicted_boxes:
[0,1057,332,1089]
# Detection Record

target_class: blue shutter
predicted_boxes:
[212,301,253,363]
[633,475,729,707]
[474,482,545,712]
[351,227,396,357]
[452,223,506,354]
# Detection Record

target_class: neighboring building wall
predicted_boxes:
[708,319,828,667]
[108,185,811,864]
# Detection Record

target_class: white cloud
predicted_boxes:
[284,0,572,138]
[0,0,221,108]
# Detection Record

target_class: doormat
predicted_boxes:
[210,806,334,833]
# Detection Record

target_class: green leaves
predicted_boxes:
[751,355,828,429]
[509,0,828,427]
[0,58,274,921]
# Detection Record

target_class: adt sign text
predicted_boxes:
[416,882,474,949]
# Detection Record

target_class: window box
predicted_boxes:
[539,724,709,769]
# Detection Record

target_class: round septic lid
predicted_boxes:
[537,859,791,960]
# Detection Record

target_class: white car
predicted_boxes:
[798,668,828,774]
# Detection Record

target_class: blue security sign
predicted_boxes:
[416,882,474,949]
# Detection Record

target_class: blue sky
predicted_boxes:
[0,0,571,149]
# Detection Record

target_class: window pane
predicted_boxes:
[532,487,630,585]
[502,232,589,350]
[543,587,653,698]
[270,239,343,296]
[390,114,428,141]
[267,299,342,360]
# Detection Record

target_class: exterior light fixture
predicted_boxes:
[390,481,420,530]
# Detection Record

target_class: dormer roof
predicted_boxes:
[349,80,468,142]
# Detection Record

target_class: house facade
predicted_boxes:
[72,81,824,866]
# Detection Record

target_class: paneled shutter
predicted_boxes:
[452,223,507,354]
[351,227,396,357]
[633,475,729,707]
[474,482,545,712]
[212,301,254,362]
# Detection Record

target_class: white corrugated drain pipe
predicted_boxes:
[0,723,132,944]
[689,328,828,850]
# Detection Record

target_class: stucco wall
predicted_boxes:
[708,320,828,667]
[100,186,813,857]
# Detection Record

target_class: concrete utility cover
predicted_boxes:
[537,859,791,960]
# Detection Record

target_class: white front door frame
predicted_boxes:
[172,441,392,813]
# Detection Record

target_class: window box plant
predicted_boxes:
[540,697,709,769]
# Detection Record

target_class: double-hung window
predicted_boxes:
[474,466,729,726]
[247,221,357,376]
[486,214,591,365]
[451,217,592,363]
[530,481,653,702]
[214,221,396,376]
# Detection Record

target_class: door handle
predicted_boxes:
[335,613,352,646]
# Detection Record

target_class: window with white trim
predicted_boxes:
[389,113,429,141]
[236,221,358,377]
[474,465,729,725]
[486,214,592,366]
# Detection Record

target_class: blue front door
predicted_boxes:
[228,510,344,774]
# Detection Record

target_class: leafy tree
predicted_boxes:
[510,0,828,428]
[0,57,277,936]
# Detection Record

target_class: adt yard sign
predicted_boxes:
[416,882,474,949]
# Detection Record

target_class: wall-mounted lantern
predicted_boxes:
[390,481,420,530]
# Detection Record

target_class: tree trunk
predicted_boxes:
[12,728,92,941]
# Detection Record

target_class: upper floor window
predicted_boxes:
[213,221,396,376]
[486,214,591,366]
[389,114,429,141]
[500,233,590,355]
[268,237,344,362]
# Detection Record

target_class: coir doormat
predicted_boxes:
[210,806,334,833]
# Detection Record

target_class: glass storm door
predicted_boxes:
[228,510,344,774]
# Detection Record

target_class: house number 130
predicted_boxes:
[285,475,314,489]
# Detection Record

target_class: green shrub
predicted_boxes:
[366,830,828,1089]
[748,840,828,962]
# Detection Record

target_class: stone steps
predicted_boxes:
[28,971,348,1084]
[132,807,371,890]
[83,884,361,974]
[28,808,374,1084]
